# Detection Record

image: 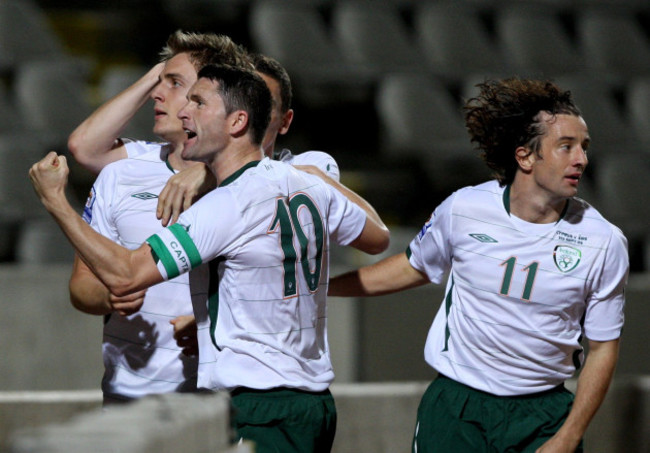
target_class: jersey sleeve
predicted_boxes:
[145,189,242,280]
[407,193,455,285]
[323,182,367,246]
[124,140,163,158]
[583,226,629,341]
[82,166,119,241]
[282,150,341,182]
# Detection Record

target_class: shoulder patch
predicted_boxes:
[417,214,434,240]
[82,186,96,224]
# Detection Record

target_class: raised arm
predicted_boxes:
[67,63,165,174]
[69,254,146,316]
[329,252,430,297]
[30,152,163,296]
[536,338,619,453]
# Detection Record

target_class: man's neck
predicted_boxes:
[509,179,567,224]
[209,144,265,186]
[166,142,200,172]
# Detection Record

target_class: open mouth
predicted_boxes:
[566,174,581,185]
[185,129,197,139]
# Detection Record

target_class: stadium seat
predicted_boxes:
[414,2,510,80]
[14,59,94,150]
[375,73,490,193]
[576,7,650,80]
[0,84,23,135]
[248,0,373,107]
[0,0,67,72]
[554,75,636,156]
[626,76,650,144]
[99,64,156,142]
[595,151,650,271]
[494,5,585,78]
[15,216,76,264]
[331,1,427,80]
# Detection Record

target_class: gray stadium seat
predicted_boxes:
[15,216,76,264]
[331,1,427,80]
[414,2,510,80]
[99,64,156,142]
[576,8,650,80]
[494,5,585,78]
[14,59,94,149]
[248,0,373,106]
[626,76,650,144]
[0,0,66,71]
[375,73,490,192]
[0,84,23,134]
[554,75,636,153]
[595,151,650,270]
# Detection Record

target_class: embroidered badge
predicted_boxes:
[553,245,581,272]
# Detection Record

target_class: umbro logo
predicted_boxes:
[131,192,158,200]
[469,233,498,243]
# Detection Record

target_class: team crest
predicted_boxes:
[553,245,581,272]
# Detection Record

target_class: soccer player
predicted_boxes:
[328,78,628,452]
[30,64,390,452]
[67,31,252,404]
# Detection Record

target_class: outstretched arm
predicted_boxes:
[69,254,146,316]
[67,63,165,174]
[30,152,163,296]
[536,338,619,453]
[295,164,389,255]
[329,252,429,297]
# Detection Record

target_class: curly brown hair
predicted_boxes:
[464,78,581,186]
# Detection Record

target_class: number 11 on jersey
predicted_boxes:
[499,257,539,301]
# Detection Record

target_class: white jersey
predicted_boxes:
[408,180,628,396]
[277,148,340,182]
[145,157,367,392]
[83,141,198,400]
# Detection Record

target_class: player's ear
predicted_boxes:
[515,146,535,173]
[230,110,249,137]
[278,109,294,136]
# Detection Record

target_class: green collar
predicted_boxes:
[502,184,512,216]
[164,157,176,174]
[503,184,569,223]
[219,160,260,187]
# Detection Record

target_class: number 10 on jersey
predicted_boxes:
[269,194,325,298]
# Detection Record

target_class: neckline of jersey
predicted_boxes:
[502,184,569,226]
[219,160,261,187]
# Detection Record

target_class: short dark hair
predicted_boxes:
[464,78,581,186]
[252,53,292,113]
[197,64,272,145]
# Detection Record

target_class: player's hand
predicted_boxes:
[28,151,70,210]
[156,164,216,226]
[535,433,581,453]
[109,289,147,316]
[170,315,198,357]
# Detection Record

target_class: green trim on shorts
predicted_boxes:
[412,374,582,453]
[231,387,337,453]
